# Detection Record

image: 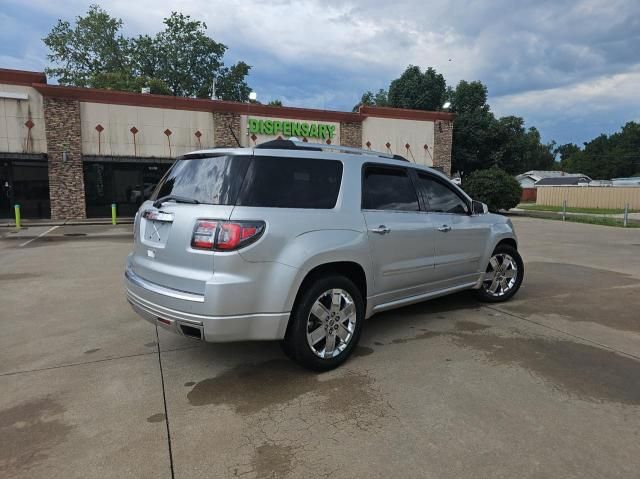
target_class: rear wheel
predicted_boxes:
[474,244,524,303]
[283,275,364,371]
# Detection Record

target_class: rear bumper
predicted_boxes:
[125,268,290,342]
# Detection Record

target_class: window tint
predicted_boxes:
[236,157,342,209]
[153,155,251,205]
[362,166,419,211]
[418,174,469,214]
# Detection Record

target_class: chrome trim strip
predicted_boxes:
[143,210,174,222]
[125,268,205,303]
[371,282,477,314]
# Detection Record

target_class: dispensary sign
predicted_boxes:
[248,118,335,139]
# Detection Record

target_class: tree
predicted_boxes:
[152,13,225,97]
[448,80,496,174]
[352,89,388,111]
[387,65,447,111]
[462,168,522,212]
[43,5,129,87]
[213,61,252,101]
[90,72,171,95]
[43,6,252,100]
[554,143,580,169]
[267,99,283,106]
[562,122,640,179]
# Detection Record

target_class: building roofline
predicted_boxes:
[0,68,47,86]
[32,83,364,122]
[359,105,455,121]
[0,68,451,123]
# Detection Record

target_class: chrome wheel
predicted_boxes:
[482,253,518,297]
[306,289,357,359]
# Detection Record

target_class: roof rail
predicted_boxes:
[255,138,409,162]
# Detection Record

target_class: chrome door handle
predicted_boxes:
[371,225,391,235]
[438,225,451,232]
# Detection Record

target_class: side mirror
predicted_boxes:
[472,200,488,215]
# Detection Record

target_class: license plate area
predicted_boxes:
[141,210,174,247]
[143,219,171,246]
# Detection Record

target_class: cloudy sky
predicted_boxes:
[1,0,639,146]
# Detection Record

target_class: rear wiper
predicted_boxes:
[153,195,200,208]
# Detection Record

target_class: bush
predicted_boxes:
[462,168,522,212]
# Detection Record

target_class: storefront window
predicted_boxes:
[84,161,171,218]
[0,159,50,219]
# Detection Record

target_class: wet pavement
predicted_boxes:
[0,217,638,478]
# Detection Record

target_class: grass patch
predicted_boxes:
[517,204,636,215]
[519,212,639,228]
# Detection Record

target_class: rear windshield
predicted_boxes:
[153,154,342,209]
[153,155,251,205]
[236,156,343,209]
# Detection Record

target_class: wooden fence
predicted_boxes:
[536,186,640,209]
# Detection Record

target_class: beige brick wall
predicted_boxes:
[44,97,86,220]
[340,121,362,148]
[433,119,453,176]
[213,111,241,148]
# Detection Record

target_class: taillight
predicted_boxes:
[191,220,265,251]
[192,221,218,249]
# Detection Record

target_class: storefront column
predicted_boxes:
[43,97,86,219]
[339,121,362,148]
[433,119,453,176]
[213,111,241,148]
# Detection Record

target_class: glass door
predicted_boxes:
[0,162,11,219]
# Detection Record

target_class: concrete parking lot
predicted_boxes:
[0,217,639,478]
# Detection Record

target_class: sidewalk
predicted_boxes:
[0,223,133,242]
[0,217,134,228]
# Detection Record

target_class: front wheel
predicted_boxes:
[474,244,524,303]
[282,275,364,371]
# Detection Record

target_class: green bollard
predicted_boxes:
[14,204,21,229]
[111,203,117,225]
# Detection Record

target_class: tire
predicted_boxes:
[282,274,365,371]
[474,244,524,303]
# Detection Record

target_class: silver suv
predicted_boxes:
[125,139,524,370]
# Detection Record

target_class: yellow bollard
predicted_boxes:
[14,204,21,229]
[111,203,117,225]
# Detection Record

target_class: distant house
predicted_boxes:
[535,176,591,186]
[515,170,591,188]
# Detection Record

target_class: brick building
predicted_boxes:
[0,68,454,220]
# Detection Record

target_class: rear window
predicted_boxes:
[153,155,251,205]
[236,156,343,209]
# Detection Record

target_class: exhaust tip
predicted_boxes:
[180,324,203,340]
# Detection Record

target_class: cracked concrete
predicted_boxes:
[1,217,639,478]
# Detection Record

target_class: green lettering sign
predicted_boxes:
[248,118,335,139]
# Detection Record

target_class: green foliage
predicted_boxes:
[90,72,171,95]
[214,61,252,101]
[462,168,522,212]
[352,89,388,111]
[387,65,446,111]
[43,5,129,87]
[43,6,251,100]
[560,122,640,179]
[267,99,283,107]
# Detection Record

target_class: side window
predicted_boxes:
[237,157,343,209]
[418,173,469,214]
[362,166,420,211]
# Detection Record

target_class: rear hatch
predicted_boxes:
[130,153,251,295]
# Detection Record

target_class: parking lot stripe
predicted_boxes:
[155,325,176,479]
[19,225,60,247]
